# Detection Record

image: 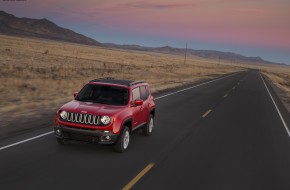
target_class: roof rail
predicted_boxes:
[89,78,145,86]
[90,77,114,82]
[129,80,145,86]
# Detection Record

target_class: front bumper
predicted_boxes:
[54,124,118,144]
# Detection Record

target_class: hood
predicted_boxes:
[60,100,126,116]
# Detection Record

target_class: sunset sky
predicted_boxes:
[1,0,289,64]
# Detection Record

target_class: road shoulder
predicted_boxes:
[262,73,290,114]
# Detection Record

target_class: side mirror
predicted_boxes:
[73,92,78,98]
[134,99,143,106]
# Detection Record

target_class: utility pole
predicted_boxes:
[184,42,187,65]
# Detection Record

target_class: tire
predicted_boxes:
[56,138,66,145]
[114,126,130,153]
[143,114,154,136]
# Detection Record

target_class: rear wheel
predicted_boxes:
[114,126,130,153]
[143,114,154,136]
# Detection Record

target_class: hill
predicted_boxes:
[0,10,102,46]
[105,44,280,65]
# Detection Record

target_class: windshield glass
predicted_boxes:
[76,84,129,106]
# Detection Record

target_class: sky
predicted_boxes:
[1,0,290,64]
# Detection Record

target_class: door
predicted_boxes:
[131,87,143,128]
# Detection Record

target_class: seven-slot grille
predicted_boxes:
[62,112,99,125]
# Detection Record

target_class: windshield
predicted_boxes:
[76,84,129,106]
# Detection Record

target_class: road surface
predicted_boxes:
[0,70,290,190]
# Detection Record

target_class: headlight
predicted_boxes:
[100,116,111,125]
[60,110,67,120]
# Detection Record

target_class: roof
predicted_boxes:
[89,78,145,87]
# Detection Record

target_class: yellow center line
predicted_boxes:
[202,109,212,118]
[122,163,155,190]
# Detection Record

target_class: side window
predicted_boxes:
[132,88,141,101]
[140,86,149,100]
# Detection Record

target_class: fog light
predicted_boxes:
[56,129,62,136]
[101,135,111,141]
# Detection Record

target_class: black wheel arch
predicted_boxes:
[121,118,133,132]
[150,108,155,117]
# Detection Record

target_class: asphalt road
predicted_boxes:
[1,70,290,190]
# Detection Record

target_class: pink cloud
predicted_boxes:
[122,1,196,9]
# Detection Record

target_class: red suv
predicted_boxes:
[53,78,155,152]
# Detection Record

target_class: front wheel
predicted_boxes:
[114,126,130,153]
[143,114,154,136]
[56,138,66,145]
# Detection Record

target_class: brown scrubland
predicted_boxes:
[0,34,289,130]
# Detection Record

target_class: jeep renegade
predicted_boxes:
[53,78,156,152]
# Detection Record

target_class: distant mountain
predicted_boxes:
[0,10,102,46]
[187,49,265,63]
[105,43,280,64]
[103,43,151,51]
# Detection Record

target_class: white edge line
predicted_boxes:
[0,131,54,151]
[259,72,290,138]
[0,73,237,151]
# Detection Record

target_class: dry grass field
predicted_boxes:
[0,34,289,132]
